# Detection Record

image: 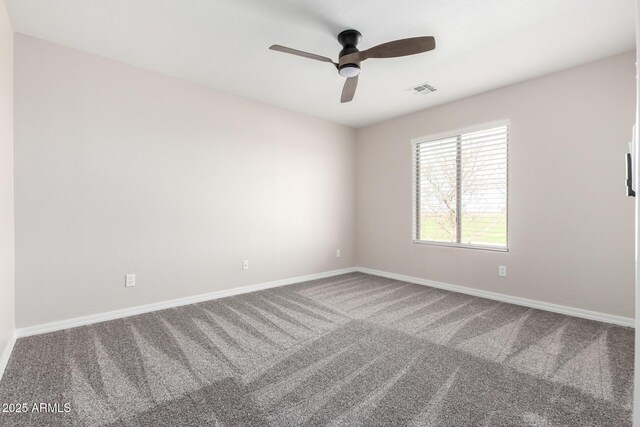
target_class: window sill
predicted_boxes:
[412,240,509,252]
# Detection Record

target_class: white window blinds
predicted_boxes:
[413,124,508,250]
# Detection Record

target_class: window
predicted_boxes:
[413,123,508,250]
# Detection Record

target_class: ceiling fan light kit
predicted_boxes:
[269,29,435,103]
[338,64,360,78]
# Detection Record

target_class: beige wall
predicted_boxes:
[634,1,639,421]
[14,35,356,328]
[356,52,636,318]
[0,0,14,358]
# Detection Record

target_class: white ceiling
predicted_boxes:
[6,0,636,128]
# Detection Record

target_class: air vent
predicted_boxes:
[408,82,437,95]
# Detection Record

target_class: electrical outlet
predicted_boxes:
[498,266,507,277]
[125,273,136,287]
[242,260,249,271]
[336,249,341,258]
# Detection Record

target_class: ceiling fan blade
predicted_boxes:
[341,75,358,103]
[269,45,338,68]
[342,36,435,63]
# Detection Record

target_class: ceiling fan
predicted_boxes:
[269,29,436,103]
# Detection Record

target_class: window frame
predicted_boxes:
[411,120,510,252]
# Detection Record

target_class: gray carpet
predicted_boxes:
[0,272,634,426]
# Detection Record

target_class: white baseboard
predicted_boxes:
[16,267,358,338]
[357,267,635,328]
[14,265,634,339]
[0,330,17,382]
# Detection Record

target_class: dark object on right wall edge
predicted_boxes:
[626,152,635,197]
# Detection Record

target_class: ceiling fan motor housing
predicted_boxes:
[338,29,362,77]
